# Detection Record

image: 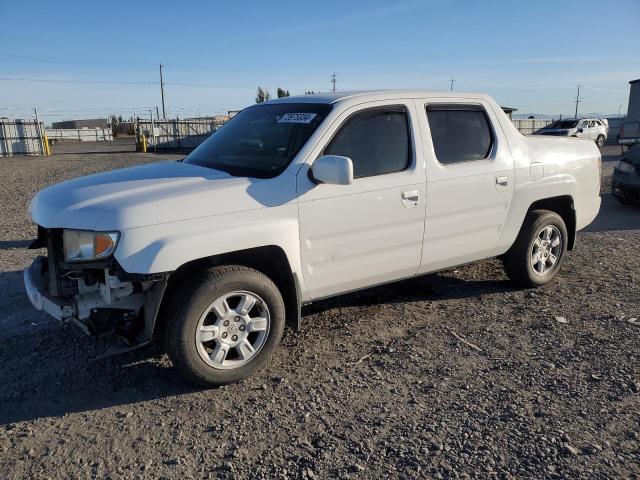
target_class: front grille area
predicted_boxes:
[46,229,80,297]
[33,225,170,298]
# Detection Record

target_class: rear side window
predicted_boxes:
[325,106,411,178]
[426,105,494,164]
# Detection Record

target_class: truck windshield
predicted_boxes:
[546,120,579,129]
[184,103,332,178]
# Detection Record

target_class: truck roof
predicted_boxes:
[264,90,492,105]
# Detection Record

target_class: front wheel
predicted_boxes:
[596,135,605,148]
[160,265,285,386]
[502,210,568,287]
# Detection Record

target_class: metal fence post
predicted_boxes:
[33,109,45,155]
[1,120,12,156]
[176,116,180,149]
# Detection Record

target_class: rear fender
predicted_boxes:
[494,176,578,255]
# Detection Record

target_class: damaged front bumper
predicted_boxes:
[23,252,168,344]
[23,257,75,321]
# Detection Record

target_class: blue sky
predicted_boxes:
[0,0,638,122]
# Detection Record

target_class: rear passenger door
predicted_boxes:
[415,100,515,273]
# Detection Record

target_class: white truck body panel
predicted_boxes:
[27,90,602,309]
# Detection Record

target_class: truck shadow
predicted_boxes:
[583,193,640,233]
[303,272,515,315]
[0,269,512,425]
[0,240,32,250]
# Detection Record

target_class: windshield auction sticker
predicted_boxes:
[277,113,317,124]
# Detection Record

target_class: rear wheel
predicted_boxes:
[596,135,605,148]
[161,265,285,386]
[502,210,568,287]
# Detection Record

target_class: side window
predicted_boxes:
[324,106,411,178]
[425,105,494,164]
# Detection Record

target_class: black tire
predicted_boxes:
[160,265,285,386]
[596,135,605,148]
[502,210,568,288]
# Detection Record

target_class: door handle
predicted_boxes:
[495,176,508,186]
[402,190,420,202]
[401,190,420,208]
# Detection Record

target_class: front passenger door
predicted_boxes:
[297,103,426,300]
[577,120,589,138]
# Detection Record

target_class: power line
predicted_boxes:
[0,76,157,85]
[166,81,255,89]
[0,76,321,91]
[0,53,157,67]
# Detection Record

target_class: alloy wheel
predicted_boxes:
[195,290,270,370]
[530,225,563,276]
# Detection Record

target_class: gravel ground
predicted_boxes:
[0,142,638,479]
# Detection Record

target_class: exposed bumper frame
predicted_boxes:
[23,260,75,321]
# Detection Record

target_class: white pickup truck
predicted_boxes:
[24,91,601,386]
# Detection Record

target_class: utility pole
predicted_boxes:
[156,106,160,119]
[159,63,166,119]
[450,77,456,92]
[574,85,581,118]
[330,72,336,92]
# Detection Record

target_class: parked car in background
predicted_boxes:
[612,144,640,205]
[23,90,602,386]
[618,120,640,149]
[535,117,608,147]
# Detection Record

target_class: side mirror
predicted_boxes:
[310,155,354,185]
[578,128,584,133]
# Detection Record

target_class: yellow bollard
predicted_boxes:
[43,133,51,156]
[142,134,147,153]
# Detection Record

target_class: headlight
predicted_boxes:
[615,161,637,174]
[63,230,119,262]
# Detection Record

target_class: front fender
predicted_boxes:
[114,204,306,296]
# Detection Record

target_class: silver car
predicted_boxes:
[535,117,608,147]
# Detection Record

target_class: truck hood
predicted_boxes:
[29,160,295,230]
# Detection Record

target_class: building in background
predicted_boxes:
[501,106,517,120]
[627,79,640,121]
[51,118,108,129]
[184,115,230,127]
